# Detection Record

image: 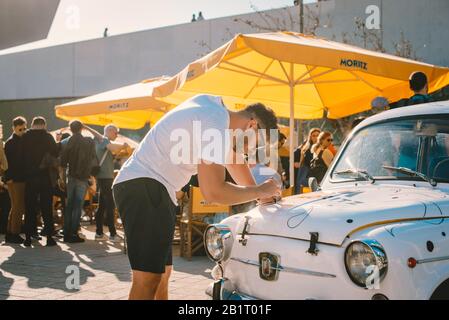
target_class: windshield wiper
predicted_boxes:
[334,168,375,183]
[382,165,437,187]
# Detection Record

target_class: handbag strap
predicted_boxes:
[99,149,109,167]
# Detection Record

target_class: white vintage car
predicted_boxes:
[204,100,449,300]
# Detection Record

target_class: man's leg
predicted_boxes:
[71,179,88,237]
[0,191,11,234]
[95,179,105,236]
[64,177,76,239]
[155,265,172,300]
[129,270,162,300]
[113,178,175,300]
[9,182,25,236]
[24,179,39,245]
[39,177,56,245]
[6,182,16,235]
[102,179,116,236]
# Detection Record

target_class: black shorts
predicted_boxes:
[113,178,176,274]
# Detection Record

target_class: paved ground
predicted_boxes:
[0,225,214,300]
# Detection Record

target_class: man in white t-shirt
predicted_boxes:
[113,94,280,300]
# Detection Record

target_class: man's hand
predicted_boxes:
[255,179,281,204]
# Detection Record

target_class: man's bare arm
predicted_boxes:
[83,125,103,142]
[198,161,279,205]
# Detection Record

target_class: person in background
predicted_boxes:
[60,120,97,243]
[277,133,289,187]
[4,117,27,243]
[407,71,433,105]
[0,134,10,236]
[310,131,334,184]
[84,124,128,242]
[294,128,320,194]
[22,117,59,247]
[390,71,433,109]
[0,128,8,172]
[0,179,11,236]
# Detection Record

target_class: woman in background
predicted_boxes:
[310,131,334,184]
[294,128,320,193]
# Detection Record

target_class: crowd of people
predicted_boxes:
[0,116,129,246]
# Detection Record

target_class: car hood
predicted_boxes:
[231,185,449,246]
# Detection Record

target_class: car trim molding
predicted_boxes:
[237,232,342,247]
[347,216,449,239]
[231,257,337,278]
[417,255,449,265]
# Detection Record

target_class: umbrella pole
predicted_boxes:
[289,65,295,190]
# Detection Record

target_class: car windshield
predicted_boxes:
[331,116,449,183]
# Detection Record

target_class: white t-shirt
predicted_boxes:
[113,94,231,204]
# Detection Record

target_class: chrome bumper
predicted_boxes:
[206,279,259,300]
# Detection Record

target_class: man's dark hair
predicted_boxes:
[12,116,27,127]
[409,71,428,92]
[243,103,278,130]
[69,120,83,134]
[31,116,46,127]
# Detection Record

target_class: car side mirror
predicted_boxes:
[308,177,320,192]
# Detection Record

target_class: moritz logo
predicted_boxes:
[108,102,129,110]
[340,59,368,70]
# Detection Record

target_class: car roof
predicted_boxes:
[354,100,449,131]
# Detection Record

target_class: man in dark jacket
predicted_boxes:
[389,71,434,109]
[60,120,96,243]
[22,117,59,247]
[4,117,27,244]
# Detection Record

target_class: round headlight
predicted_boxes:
[344,240,388,288]
[204,225,233,262]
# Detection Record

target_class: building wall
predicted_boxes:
[0,0,60,50]
[1,0,448,102]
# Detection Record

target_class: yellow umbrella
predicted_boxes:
[55,77,171,129]
[149,31,449,184]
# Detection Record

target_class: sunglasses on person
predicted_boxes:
[18,128,26,132]
[326,138,333,142]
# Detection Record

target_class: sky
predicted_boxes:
[0,0,314,55]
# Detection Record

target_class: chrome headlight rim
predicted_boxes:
[344,239,388,288]
[204,224,233,262]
